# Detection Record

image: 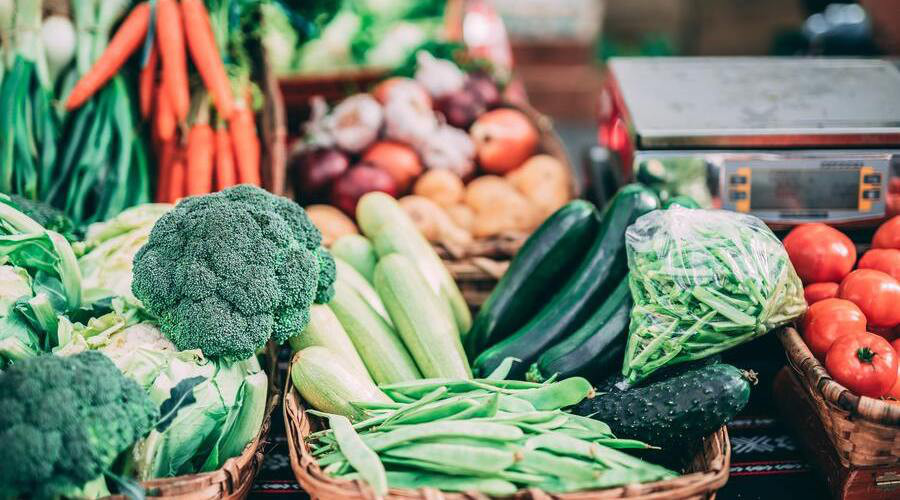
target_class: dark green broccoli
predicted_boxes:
[131,185,336,359]
[6,194,78,241]
[0,351,158,499]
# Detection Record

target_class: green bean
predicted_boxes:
[383,471,518,497]
[329,414,388,496]
[513,377,592,410]
[381,386,447,426]
[363,421,523,451]
[448,392,498,420]
[558,414,613,437]
[351,401,405,411]
[385,442,515,474]
[513,449,601,483]
[484,357,518,380]
[496,395,535,413]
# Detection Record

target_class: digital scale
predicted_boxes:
[592,57,900,228]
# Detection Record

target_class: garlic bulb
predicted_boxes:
[383,92,437,149]
[414,51,465,99]
[326,93,383,153]
[418,124,475,178]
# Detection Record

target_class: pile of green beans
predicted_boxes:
[307,367,676,496]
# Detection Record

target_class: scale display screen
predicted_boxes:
[750,169,859,211]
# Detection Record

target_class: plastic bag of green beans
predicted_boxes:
[622,208,806,384]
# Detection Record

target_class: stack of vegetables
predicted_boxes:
[787,216,900,400]
[293,51,572,248]
[1,185,333,497]
[289,191,688,495]
[64,0,267,204]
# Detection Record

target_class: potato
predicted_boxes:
[412,169,465,207]
[464,175,520,212]
[506,154,571,218]
[399,195,472,249]
[306,204,359,246]
[465,177,540,237]
[446,204,475,232]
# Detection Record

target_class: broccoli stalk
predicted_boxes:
[132,185,336,359]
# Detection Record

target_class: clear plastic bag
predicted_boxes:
[622,208,806,383]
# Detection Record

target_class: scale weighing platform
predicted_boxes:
[596,57,900,228]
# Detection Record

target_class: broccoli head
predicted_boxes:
[131,185,336,359]
[0,351,158,499]
[7,194,78,241]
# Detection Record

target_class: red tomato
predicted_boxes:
[802,298,867,360]
[889,339,900,400]
[838,269,900,328]
[873,216,900,249]
[783,224,856,284]
[804,282,839,305]
[825,332,898,397]
[858,249,900,281]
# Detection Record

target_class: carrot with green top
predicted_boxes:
[65,2,150,110]
[139,43,158,119]
[186,122,215,195]
[181,0,235,119]
[156,138,176,202]
[229,99,261,186]
[168,145,187,202]
[155,81,176,141]
[156,0,190,121]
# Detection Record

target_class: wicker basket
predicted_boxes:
[778,326,900,468]
[283,371,732,500]
[103,349,281,500]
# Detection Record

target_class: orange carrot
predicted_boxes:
[169,146,187,202]
[139,43,158,119]
[156,139,176,202]
[156,0,190,121]
[185,123,215,196]
[155,82,176,141]
[181,0,235,119]
[65,3,150,110]
[215,125,237,190]
[229,101,261,186]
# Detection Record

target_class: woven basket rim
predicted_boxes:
[282,367,731,500]
[778,326,900,426]
[102,348,282,500]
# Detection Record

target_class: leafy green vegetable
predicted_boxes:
[0,351,158,499]
[131,185,336,359]
[622,208,806,383]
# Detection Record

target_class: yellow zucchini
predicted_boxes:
[330,278,421,384]
[374,253,472,379]
[291,346,390,421]
[356,192,472,337]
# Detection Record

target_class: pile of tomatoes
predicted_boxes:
[785,216,900,399]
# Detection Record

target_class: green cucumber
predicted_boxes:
[466,200,599,356]
[331,234,377,282]
[374,253,472,379]
[573,363,751,450]
[472,185,659,378]
[527,278,631,383]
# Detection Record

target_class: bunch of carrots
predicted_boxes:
[65,0,262,203]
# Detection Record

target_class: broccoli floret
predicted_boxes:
[131,185,336,359]
[315,246,336,304]
[7,195,78,241]
[0,351,158,499]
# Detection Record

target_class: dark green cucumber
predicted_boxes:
[527,278,631,383]
[466,200,600,356]
[472,184,659,378]
[662,195,700,209]
[574,363,751,450]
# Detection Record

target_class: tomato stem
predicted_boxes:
[856,347,876,363]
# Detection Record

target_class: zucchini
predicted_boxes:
[331,234,377,282]
[472,184,659,378]
[291,346,391,421]
[662,195,700,209]
[330,278,421,384]
[334,257,392,326]
[357,192,472,336]
[288,304,372,383]
[374,253,472,379]
[527,278,631,383]
[573,363,751,450]
[466,200,600,356]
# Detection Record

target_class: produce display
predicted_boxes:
[792,216,900,401]
[292,51,572,248]
[0,185,338,496]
